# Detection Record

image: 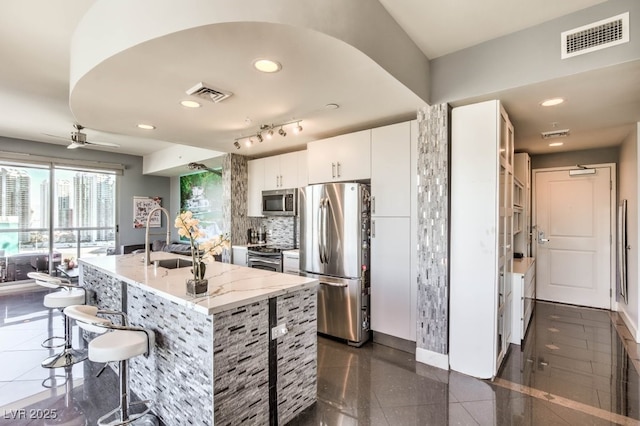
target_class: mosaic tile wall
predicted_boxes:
[212,301,270,425]
[79,263,122,312]
[276,288,317,424]
[127,285,215,426]
[222,153,250,248]
[263,216,297,247]
[416,104,450,355]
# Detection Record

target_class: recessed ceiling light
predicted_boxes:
[541,98,565,107]
[137,124,155,130]
[180,100,201,108]
[549,142,564,147]
[325,103,340,110]
[253,59,281,73]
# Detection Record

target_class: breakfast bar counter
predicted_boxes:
[79,252,318,425]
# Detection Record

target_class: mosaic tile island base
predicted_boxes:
[80,252,318,425]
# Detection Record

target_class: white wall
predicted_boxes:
[618,123,639,340]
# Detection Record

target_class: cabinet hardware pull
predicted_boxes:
[372,196,376,214]
[372,220,375,238]
[332,163,336,178]
[337,162,341,177]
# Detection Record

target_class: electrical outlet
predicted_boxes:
[271,323,288,340]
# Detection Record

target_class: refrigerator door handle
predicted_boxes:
[324,198,331,264]
[318,198,325,263]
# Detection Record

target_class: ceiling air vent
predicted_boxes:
[185,82,233,103]
[541,129,570,139]
[561,12,629,59]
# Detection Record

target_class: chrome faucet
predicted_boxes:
[145,207,171,265]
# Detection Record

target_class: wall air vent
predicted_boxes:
[541,129,570,139]
[561,12,629,59]
[185,82,233,103]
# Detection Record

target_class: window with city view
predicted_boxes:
[0,161,116,284]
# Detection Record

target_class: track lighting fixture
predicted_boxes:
[232,119,303,150]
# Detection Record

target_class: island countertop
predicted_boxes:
[80,251,317,316]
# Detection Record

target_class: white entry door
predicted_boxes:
[533,166,613,309]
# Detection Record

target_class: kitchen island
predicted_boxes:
[79,252,318,426]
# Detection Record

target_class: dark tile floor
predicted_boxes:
[1,288,639,425]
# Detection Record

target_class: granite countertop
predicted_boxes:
[80,251,317,316]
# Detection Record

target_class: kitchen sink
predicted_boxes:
[155,258,192,269]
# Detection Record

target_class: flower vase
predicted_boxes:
[186,278,208,297]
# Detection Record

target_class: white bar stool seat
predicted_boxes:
[29,272,88,369]
[64,304,157,426]
[43,289,85,309]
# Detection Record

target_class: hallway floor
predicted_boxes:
[1,289,639,425]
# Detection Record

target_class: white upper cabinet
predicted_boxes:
[263,152,301,190]
[371,122,411,217]
[247,158,265,217]
[307,130,371,184]
[298,150,308,187]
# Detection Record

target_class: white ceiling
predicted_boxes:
[0,0,638,167]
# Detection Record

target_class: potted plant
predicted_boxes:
[174,211,229,296]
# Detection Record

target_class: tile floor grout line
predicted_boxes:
[492,377,640,425]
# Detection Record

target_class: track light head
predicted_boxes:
[245,138,253,147]
[233,141,240,149]
[293,122,303,134]
[266,129,274,139]
[257,133,263,143]
[278,127,287,137]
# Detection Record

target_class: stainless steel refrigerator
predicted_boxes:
[300,182,371,346]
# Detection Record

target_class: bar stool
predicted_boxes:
[28,272,87,369]
[64,304,157,426]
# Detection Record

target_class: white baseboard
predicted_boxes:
[416,347,449,370]
[618,307,639,342]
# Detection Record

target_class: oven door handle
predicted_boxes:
[319,280,348,288]
[248,257,281,265]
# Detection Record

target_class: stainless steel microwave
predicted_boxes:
[262,189,297,216]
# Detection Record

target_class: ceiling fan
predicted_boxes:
[66,124,120,150]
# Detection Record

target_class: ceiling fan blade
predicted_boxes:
[67,142,83,150]
[87,140,120,148]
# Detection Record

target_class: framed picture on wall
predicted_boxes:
[133,196,162,228]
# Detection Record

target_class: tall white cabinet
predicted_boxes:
[370,121,417,342]
[450,100,514,379]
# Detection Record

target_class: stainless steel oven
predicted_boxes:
[247,246,291,273]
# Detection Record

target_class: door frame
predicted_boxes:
[532,163,617,311]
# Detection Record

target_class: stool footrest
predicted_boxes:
[97,400,155,426]
[41,336,66,349]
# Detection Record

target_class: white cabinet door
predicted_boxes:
[263,156,281,190]
[307,130,371,184]
[307,137,336,184]
[371,122,411,217]
[232,246,248,266]
[336,130,371,181]
[263,152,302,190]
[370,217,412,341]
[279,152,299,189]
[247,158,264,217]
